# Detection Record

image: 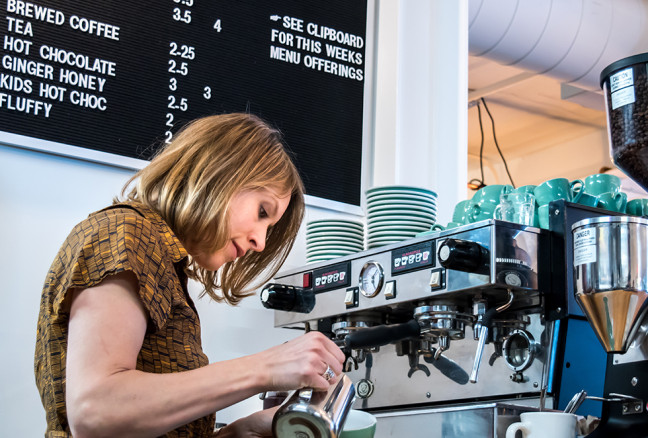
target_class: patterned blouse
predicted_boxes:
[34,202,216,437]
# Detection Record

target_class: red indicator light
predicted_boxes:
[303,273,312,288]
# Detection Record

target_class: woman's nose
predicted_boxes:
[250,227,267,252]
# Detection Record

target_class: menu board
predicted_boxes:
[0,0,368,206]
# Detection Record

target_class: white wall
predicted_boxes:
[0,0,469,434]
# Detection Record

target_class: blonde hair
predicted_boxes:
[120,113,305,304]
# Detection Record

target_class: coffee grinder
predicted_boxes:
[568,52,648,437]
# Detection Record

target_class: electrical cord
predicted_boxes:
[480,97,516,188]
[476,103,486,187]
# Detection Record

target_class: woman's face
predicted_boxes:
[190,186,291,271]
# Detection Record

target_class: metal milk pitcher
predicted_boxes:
[273,374,356,438]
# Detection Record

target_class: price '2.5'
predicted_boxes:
[168,95,188,111]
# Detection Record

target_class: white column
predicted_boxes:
[372,0,468,225]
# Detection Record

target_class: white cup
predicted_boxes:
[506,412,577,438]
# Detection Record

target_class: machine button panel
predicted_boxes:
[429,268,445,290]
[391,241,435,275]
[345,287,359,308]
[384,280,396,299]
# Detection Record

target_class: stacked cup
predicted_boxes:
[627,198,648,217]
[583,173,627,213]
[465,185,514,223]
[533,178,584,229]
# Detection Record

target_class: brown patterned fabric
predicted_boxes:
[34,202,216,437]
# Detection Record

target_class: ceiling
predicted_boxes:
[466,55,608,165]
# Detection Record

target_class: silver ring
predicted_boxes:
[323,365,336,381]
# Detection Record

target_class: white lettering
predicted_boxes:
[306,22,364,48]
[59,68,107,92]
[39,45,116,76]
[2,54,53,79]
[69,15,120,41]
[6,16,33,36]
[39,82,66,101]
[0,92,52,117]
[3,35,32,55]
[6,0,65,25]
[269,45,300,64]
[0,73,32,93]
[281,16,303,32]
[69,90,107,110]
[270,29,294,47]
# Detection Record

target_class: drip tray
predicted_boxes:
[371,401,542,438]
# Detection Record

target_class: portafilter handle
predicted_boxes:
[343,319,421,350]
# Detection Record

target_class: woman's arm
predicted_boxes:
[65,271,344,438]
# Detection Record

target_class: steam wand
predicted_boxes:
[469,290,515,383]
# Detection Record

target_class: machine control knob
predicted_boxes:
[437,238,490,274]
[356,379,374,399]
[260,283,315,313]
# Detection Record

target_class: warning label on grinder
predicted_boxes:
[573,228,597,266]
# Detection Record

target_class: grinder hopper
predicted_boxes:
[572,216,648,353]
[600,52,648,192]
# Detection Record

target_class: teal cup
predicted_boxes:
[627,198,648,216]
[341,410,377,438]
[452,200,472,224]
[471,184,514,214]
[537,204,550,230]
[597,191,628,212]
[446,221,464,229]
[466,202,494,223]
[584,173,621,196]
[534,178,584,206]
[512,185,537,196]
[577,192,599,207]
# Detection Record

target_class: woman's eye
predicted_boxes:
[259,206,268,218]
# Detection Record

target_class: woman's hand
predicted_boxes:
[255,331,346,392]
[216,406,279,437]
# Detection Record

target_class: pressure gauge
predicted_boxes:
[359,261,384,297]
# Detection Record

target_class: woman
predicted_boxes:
[34,113,345,437]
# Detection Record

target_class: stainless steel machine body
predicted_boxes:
[266,220,554,418]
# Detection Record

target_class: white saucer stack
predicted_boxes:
[306,219,365,263]
[366,186,438,249]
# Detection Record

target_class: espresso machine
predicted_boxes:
[263,220,557,437]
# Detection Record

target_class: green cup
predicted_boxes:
[452,200,472,224]
[341,410,377,438]
[466,202,494,223]
[512,184,537,196]
[627,198,648,216]
[446,221,464,229]
[537,204,551,230]
[577,192,599,207]
[471,184,514,215]
[534,178,584,206]
[584,173,621,196]
[597,191,628,212]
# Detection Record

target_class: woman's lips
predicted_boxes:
[232,241,245,258]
